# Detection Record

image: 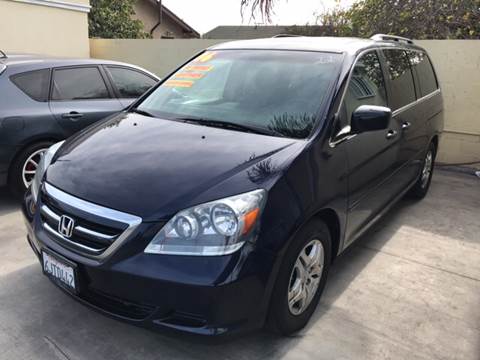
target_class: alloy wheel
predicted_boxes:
[288,239,325,316]
[21,148,47,189]
[421,151,433,188]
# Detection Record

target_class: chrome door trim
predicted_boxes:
[392,89,441,117]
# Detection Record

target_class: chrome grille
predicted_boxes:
[40,183,142,259]
[40,205,116,254]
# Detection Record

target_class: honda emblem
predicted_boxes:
[58,215,75,238]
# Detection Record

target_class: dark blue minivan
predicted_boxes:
[23,35,443,337]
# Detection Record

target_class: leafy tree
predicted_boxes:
[89,0,151,39]
[244,0,480,39]
[345,0,480,39]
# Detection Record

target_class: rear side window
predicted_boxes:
[10,69,50,102]
[407,51,438,97]
[107,67,157,98]
[343,51,388,124]
[382,50,416,110]
[52,67,109,101]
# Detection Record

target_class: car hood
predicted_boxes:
[46,112,302,220]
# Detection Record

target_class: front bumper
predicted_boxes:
[23,191,278,337]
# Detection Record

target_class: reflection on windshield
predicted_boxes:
[137,50,342,139]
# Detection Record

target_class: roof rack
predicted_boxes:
[272,34,303,38]
[0,50,7,59]
[370,34,414,45]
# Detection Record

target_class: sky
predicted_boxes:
[162,0,355,35]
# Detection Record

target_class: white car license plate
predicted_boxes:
[42,251,77,293]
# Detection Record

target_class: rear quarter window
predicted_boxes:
[382,49,416,110]
[10,69,50,102]
[407,51,438,97]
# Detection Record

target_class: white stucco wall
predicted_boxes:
[0,0,90,57]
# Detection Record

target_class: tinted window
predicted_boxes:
[383,50,416,110]
[407,51,438,97]
[344,51,387,123]
[107,67,157,98]
[10,69,50,102]
[52,67,109,101]
[138,50,342,139]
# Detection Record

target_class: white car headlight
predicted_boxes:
[31,141,64,202]
[145,189,267,256]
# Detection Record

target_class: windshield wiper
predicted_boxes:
[173,117,282,137]
[131,108,155,117]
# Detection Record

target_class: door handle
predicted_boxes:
[386,130,398,140]
[402,121,412,130]
[62,111,83,120]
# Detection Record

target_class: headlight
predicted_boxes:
[145,189,267,256]
[31,141,64,202]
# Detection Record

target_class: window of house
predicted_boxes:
[51,67,109,101]
[382,49,416,110]
[407,51,438,97]
[10,69,50,102]
[107,67,157,98]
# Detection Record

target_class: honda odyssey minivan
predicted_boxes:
[23,35,443,337]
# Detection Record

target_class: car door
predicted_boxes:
[104,66,158,108]
[337,50,404,244]
[401,50,441,183]
[382,49,423,189]
[49,65,123,135]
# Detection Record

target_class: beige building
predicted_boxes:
[133,1,199,39]
[0,0,90,57]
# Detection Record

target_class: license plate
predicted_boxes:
[42,251,78,293]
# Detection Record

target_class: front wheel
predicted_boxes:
[408,142,436,199]
[267,219,332,335]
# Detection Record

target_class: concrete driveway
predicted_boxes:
[0,169,479,360]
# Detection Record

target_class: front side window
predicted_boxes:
[10,69,50,102]
[407,51,438,97]
[382,49,416,110]
[137,50,343,138]
[107,67,157,98]
[343,51,388,124]
[51,67,109,101]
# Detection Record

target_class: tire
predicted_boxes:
[267,219,332,335]
[408,142,436,199]
[8,141,53,198]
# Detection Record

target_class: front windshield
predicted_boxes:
[137,50,342,138]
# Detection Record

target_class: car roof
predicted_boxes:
[0,54,159,79]
[209,36,426,55]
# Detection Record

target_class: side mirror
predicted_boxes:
[351,105,392,134]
